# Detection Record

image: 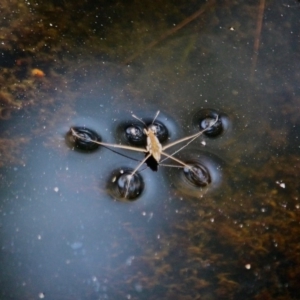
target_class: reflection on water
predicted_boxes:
[1,0,300,299]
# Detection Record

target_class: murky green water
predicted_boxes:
[0,0,299,299]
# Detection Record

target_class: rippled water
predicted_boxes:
[0,1,299,299]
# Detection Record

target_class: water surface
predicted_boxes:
[0,1,299,299]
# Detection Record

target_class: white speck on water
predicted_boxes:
[70,242,83,250]
[126,256,135,266]
[276,181,286,188]
[91,276,100,292]
[54,187,59,192]
[134,283,143,292]
[147,212,153,221]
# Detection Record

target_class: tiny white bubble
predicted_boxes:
[276,181,286,188]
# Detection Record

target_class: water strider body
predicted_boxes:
[144,127,162,163]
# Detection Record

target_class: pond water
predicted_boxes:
[0,1,299,299]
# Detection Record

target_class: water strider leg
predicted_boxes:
[70,128,148,153]
[124,152,152,198]
[160,116,219,165]
[162,116,218,152]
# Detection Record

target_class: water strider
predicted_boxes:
[70,111,219,199]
